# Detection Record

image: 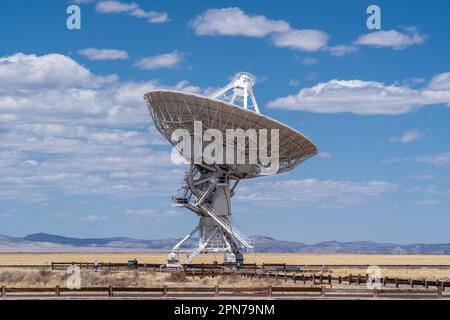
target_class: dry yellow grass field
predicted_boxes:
[330,267,450,280]
[1,252,450,265]
[1,252,450,288]
[0,268,283,288]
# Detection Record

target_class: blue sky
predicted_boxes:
[0,0,449,243]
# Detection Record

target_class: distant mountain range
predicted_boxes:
[0,233,449,254]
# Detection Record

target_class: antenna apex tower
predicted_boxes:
[211,72,260,113]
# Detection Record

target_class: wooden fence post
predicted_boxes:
[293,274,297,284]
[1,285,5,298]
[437,285,442,298]
[328,275,332,285]
[319,274,323,284]
[348,274,352,285]
[425,279,428,289]
[373,288,378,298]
[55,285,60,297]
[268,285,272,297]
[312,274,316,285]
[302,274,306,284]
[395,278,399,288]
[214,285,219,297]
[410,279,414,288]
[163,285,168,297]
[338,276,342,284]
[108,285,113,297]
[321,286,325,297]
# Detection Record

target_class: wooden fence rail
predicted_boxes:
[0,285,445,298]
[47,262,450,271]
[4,262,448,291]
[182,270,450,291]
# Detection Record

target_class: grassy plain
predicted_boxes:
[1,252,450,266]
[0,268,280,288]
[1,252,450,280]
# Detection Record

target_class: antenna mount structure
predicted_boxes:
[144,72,317,265]
[170,166,253,265]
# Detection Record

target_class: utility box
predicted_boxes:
[127,259,138,270]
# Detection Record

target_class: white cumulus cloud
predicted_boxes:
[389,130,423,144]
[135,52,183,70]
[190,7,328,52]
[355,28,425,49]
[96,1,168,23]
[77,48,129,60]
[272,29,328,51]
[0,53,117,89]
[268,73,450,115]
[415,152,450,167]
[190,7,289,37]
[236,178,398,208]
[328,45,358,57]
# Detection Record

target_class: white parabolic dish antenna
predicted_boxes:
[144,72,317,264]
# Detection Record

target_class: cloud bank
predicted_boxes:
[268,73,450,115]
[0,53,202,202]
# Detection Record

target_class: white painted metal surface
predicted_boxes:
[144,73,317,264]
[211,72,260,113]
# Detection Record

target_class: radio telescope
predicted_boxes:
[144,72,317,264]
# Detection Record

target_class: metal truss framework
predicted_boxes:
[170,165,252,264]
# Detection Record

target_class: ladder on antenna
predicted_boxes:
[198,203,253,250]
[190,177,253,250]
[193,183,213,207]
[184,228,220,264]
